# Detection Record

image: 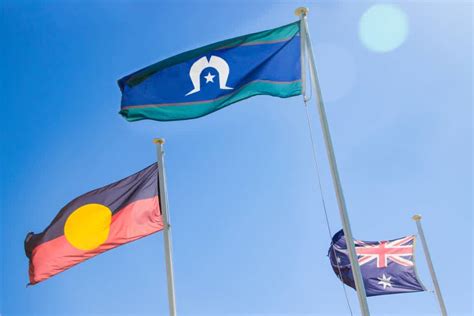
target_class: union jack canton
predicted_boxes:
[328,230,426,297]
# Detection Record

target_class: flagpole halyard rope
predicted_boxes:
[298,12,353,313]
[297,7,370,314]
[303,99,354,316]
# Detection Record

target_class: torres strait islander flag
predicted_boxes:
[24,164,163,285]
[328,230,426,297]
[118,21,302,121]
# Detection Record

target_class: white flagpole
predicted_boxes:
[295,7,370,315]
[154,138,177,316]
[412,214,447,316]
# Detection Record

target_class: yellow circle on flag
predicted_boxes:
[64,203,112,251]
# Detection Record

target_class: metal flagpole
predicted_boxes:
[154,138,177,316]
[295,7,370,316]
[412,214,447,316]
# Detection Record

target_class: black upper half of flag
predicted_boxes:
[25,163,158,258]
[328,229,426,297]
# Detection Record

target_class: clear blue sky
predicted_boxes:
[1,1,472,315]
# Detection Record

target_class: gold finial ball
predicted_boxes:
[153,138,165,144]
[295,7,309,17]
[412,214,422,221]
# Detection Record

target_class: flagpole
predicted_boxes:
[412,214,447,316]
[295,7,370,315]
[154,138,177,316]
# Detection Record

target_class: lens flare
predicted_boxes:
[359,4,409,53]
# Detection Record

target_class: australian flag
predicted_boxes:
[328,230,426,296]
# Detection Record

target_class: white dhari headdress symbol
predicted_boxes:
[185,55,233,96]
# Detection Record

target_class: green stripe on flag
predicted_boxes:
[122,21,300,88]
[120,80,302,122]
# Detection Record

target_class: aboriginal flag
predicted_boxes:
[25,163,163,285]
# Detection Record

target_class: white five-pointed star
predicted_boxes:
[377,273,393,289]
[204,72,215,83]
